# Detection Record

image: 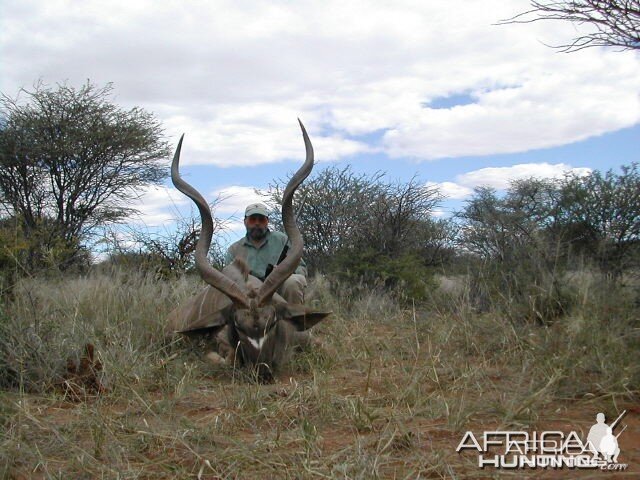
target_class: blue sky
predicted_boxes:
[175,122,639,224]
[1,0,639,248]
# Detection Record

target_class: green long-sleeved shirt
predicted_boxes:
[224,230,307,280]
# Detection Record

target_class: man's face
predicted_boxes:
[245,214,269,241]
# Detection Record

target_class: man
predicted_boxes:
[587,413,609,457]
[225,202,307,304]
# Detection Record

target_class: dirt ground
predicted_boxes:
[5,376,638,479]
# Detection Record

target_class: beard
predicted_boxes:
[248,226,268,241]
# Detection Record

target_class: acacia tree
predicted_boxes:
[562,163,640,273]
[504,1,640,52]
[266,165,387,271]
[455,168,640,321]
[455,181,577,323]
[266,166,446,298]
[0,81,169,270]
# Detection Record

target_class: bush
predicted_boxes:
[328,248,436,302]
[0,268,199,393]
[467,255,577,325]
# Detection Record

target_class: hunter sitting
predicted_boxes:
[225,202,307,305]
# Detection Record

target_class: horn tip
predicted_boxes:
[174,134,185,154]
[172,135,185,172]
[298,119,309,138]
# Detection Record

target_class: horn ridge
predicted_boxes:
[171,135,250,308]
[257,120,314,305]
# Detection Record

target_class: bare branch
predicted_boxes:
[499,1,640,52]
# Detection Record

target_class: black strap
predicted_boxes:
[264,244,289,279]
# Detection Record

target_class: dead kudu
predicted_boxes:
[165,120,330,381]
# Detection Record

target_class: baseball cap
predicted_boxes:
[245,203,269,217]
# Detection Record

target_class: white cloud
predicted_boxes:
[426,181,473,200]
[2,0,638,165]
[163,105,372,167]
[127,185,190,226]
[212,186,272,216]
[382,59,640,159]
[457,163,591,190]
[431,162,592,200]
[122,183,274,232]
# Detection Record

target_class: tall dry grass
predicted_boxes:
[0,266,638,478]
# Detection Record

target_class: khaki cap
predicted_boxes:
[245,203,269,217]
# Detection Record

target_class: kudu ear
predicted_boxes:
[277,303,331,331]
[178,304,232,337]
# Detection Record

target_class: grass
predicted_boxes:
[0,267,638,478]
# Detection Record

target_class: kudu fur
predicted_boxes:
[165,120,330,380]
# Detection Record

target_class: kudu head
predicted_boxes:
[170,120,329,378]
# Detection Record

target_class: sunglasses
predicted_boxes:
[246,215,268,225]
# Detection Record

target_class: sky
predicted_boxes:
[1,0,639,247]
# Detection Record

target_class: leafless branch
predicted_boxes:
[499,1,640,52]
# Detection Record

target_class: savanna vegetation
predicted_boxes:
[0,82,638,478]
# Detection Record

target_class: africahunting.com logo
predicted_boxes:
[457,411,628,471]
